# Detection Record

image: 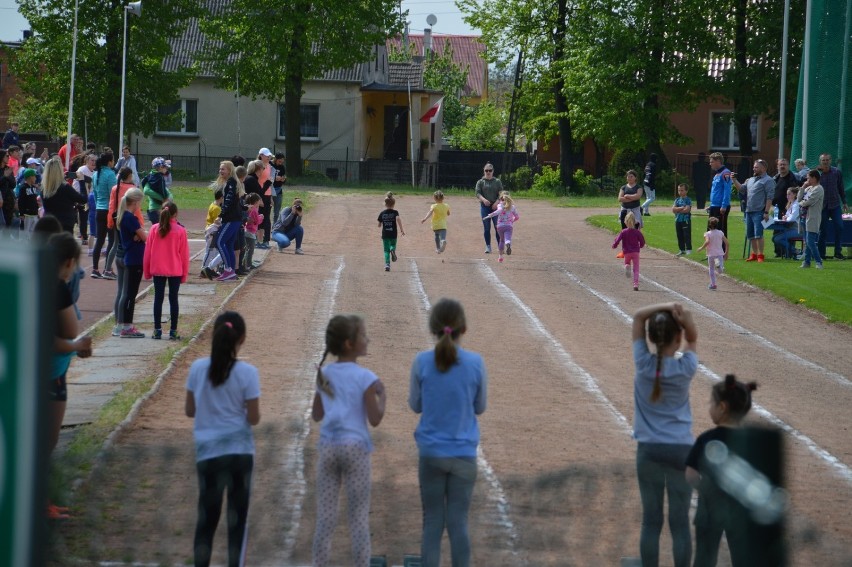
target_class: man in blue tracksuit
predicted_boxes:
[708,152,733,252]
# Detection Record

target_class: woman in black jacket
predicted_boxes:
[42,157,87,233]
[212,161,244,281]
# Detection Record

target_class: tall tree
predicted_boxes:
[11,0,199,148]
[200,0,403,176]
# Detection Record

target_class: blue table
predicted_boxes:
[824,218,852,247]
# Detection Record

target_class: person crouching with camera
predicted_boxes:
[271,197,305,254]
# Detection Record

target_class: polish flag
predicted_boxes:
[420,97,444,123]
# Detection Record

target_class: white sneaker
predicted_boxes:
[685,250,692,255]
[625,264,631,278]
[439,240,447,253]
[112,324,122,337]
[485,245,492,254]
[294,248,304,255]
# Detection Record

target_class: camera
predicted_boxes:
[295,205,302,211]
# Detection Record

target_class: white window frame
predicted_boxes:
[156,99,198,136]
[709,111,759,151]
[277,103,320,142]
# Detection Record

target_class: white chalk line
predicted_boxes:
[409,259,521,557]
[553,263,852,485]
[476,262,632,434]
[279,259,345,560]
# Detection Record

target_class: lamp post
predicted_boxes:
[65,0,79,171]
[119,1,142,150]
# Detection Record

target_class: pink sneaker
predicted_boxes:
[216,269,237,281]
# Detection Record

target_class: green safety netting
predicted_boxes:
[790,0,852,199]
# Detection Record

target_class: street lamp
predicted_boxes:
[119,1,142,151]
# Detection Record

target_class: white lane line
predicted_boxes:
[554,261,852,389]
[554,263,852,485]
[410,259,520,557]
[280,259,345,560]
[476,262,632,433]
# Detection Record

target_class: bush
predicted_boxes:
[531,165,567,195]
[502,165,534,191]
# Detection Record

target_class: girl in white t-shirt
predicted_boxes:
[185,311,260,567]
[312,314,386,567]
[696,216,729,290]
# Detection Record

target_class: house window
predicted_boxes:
[277,103,320,140]
[710,112,758,151]
[156,99,198,135]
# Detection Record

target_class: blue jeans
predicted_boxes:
[636,443,693,567]
[216,221,240,271]
[433,228,447,249]
[803,230,822,266]
[772,228,800,258]
[744,211,764,240]
[480,203,499,246]
[819,204,844,257]
[147,209,160,225]
[271,225,303,249]
[419,456,477,567]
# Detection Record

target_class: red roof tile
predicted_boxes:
[387,34,486,98]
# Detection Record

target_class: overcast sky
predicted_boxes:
[0,0,478,43]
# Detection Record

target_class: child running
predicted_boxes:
[482,190,519,263]
[143,202,189,340]
[686,374,758,567]
[421,190,450,254]
[312,314,386,567]
[377,192,405,271]
[671,183,692,256]
[117,188,147,337]
[612,210,646,291]
[409,298,487,567]
[696,217,729,290]
[632,302,698,567]
[185,312,260,567]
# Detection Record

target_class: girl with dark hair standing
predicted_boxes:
[686,375,759,567]
[185,312,260,567]
[312,314,386,567]
[91,152,117,279]
[143,202,189,340]
[409,298,488,567]
[631,302,698,567]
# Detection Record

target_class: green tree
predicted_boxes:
[453,100,504,150]
[200,0,403,176]
[11,0,200,148]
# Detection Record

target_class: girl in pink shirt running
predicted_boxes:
[696,216,729,290]
[612,211,646,291]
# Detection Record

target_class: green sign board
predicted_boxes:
[0,241,52,567]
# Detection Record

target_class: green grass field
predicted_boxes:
[588,208,852,326]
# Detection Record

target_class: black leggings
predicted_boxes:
[194,454,253,567]
[260,195,272,242]
[153,275,181,331]
[93,210,115,272]
[120,265,143,324]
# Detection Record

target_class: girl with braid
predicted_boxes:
[312,314,386,567]
[631,302,698,567]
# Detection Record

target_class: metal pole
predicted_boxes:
[802,0,813,161]
[64,0,79,170]
[408,80,415,187]
[837,0,852,166]
[778,0,791,160]
[119,6,128,150]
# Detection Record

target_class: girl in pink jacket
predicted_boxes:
[143,202,190,340]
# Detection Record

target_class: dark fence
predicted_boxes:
[437,150,529,189]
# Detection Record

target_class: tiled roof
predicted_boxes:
[387,35,486,97]
[388,61,423,88]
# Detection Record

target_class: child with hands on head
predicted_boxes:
[312,314,386,567]
[421,190,450,254]
[631,302,698,567]
[482,190,520,263]
[686,374,758,567]
[612,210,646,291]
[185,312,260,567]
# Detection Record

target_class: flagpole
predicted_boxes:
[408,80,415,187]
[65,0,79,170]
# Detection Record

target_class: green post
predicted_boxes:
[0,241,54,567]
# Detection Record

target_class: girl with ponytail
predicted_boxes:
[311,314,385,566]
[185,311,260,567]
[631,302,698,567]
[143,201,189,340]
[409,298,488,566]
